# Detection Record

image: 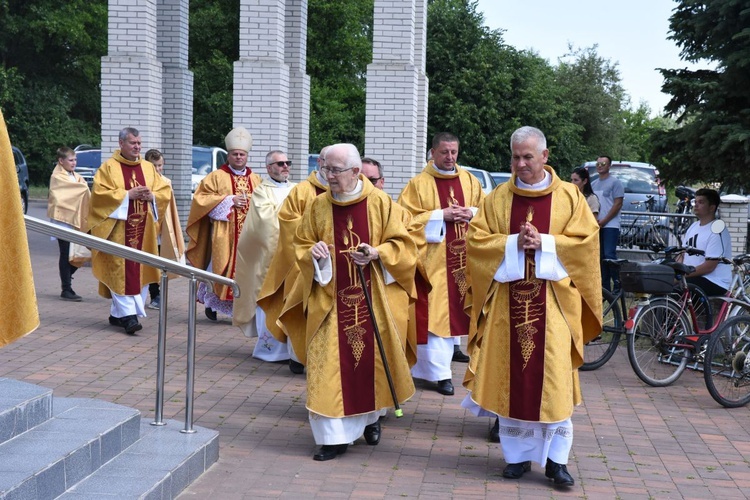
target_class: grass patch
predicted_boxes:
[29,184,48,200]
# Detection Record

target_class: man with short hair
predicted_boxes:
[280,143,416,461]
[591,155,624,291]
[681,188,732,296]
[234,150,297,361]
[48,147,91,301]
[88,127,172,334]
[361,157,384,190]
[398,132,485,396]
[257,146,330,374]
[186,127,262,321]
[462,126,601,489]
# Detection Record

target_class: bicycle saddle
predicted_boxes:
[663,261,695,276]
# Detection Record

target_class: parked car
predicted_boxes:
[463,166,497,194]
[192,146,227,192]
[490,171,512,185]
[72,145,228,194]
[307,154,320,174]
[583,160,668,214]
[12,146,30,214]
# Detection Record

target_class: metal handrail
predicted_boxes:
[24,215,239,433]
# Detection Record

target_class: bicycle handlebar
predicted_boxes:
[663,246,705,257]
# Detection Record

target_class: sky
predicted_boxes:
[474,0,706,115]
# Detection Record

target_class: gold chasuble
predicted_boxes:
[397,162,484,340]
[186,165,262,300]
[256,171,327,343]
[463,166,602,423]
[0,108,38,347]
[88,152,172,298]
[290,179,416,418]
[47,164,91,231]
[158,177,186,274]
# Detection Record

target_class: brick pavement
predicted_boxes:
[2,201,749,498]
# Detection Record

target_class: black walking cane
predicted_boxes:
[357,247,403,417]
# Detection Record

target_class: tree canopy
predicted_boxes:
[654,0,750,187]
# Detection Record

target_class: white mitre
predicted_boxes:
[225,127,253,152]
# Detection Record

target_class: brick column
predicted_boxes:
[235,0,291,171]
[101,0,163,157]
[157,0,193,226]
[285,0,310,182]
[719,195,749,256]
[365,0,422,198]
[414,0,429,171]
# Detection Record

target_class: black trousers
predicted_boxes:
[58,239,78,291]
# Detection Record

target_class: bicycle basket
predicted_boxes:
[619,262,675,294]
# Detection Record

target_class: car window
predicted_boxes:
[193,149,213,175]
[75,150,101,168]
[216,150,227,167]
[590,167,659,195]
[466,169,487,189]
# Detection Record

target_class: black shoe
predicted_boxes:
[489,417,500,443]
[123,316,142,335]
[205,307,217,321]
[109,315,124,327]
[289,359,305,374]
[364,421,381,445]
[452,349,470,363]
[60,289,82,302]
[312,444,348,461]
[503,461,531,479]
[545,460,574,487]
[436,379,454,396]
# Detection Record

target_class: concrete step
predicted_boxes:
[58,420,219,500]
[0,378,53,446]
[0,389,218,500]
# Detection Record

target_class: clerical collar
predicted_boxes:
[268,177,288,187]
[316,170,329,186]
[332,180,363,202]
[229,165,247,175]
[516,170,551,191]
[431,163,456,175]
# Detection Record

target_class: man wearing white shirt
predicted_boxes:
[461,126,602,489]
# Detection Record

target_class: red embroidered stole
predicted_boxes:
[314,185,325,196]
[121,163,148,295]
[220,164,254,299]
[507,193,552,421]
[415,270,430,344]
[332,199,376,415]
[434,176,470,337]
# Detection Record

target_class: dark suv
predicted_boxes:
[12,146,30,214]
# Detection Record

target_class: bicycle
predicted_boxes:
[582,259,630,371]
[625,248,750,387]
[702,313,750,407]
[618,196,680,251]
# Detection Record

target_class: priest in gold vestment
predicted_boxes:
[281,144,416,462]
[461,127,601,488]
[186,127,261,320]
[397,132,484,396]
[256,147,329,374]
[88,127,172,335]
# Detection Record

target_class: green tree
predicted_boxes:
[655,0,750,186]
[189,0,238,147]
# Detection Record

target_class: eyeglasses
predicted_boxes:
[321,166,354,175]
[268,161,292,167]
[367,176,382,183]
[596,161,608,167]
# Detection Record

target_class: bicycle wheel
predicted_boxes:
[627,299,690,386]
[703,315,750,408]
[581,288,622,371]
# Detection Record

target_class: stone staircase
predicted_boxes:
[0,378,218,499]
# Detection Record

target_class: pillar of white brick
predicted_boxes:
[365,0,422,199]
[235,0,291,172]
[414,0,429,172]
[719,195,749,256]
[157,0,193,226]
[285,0,310,182]
[101,0,163,158]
